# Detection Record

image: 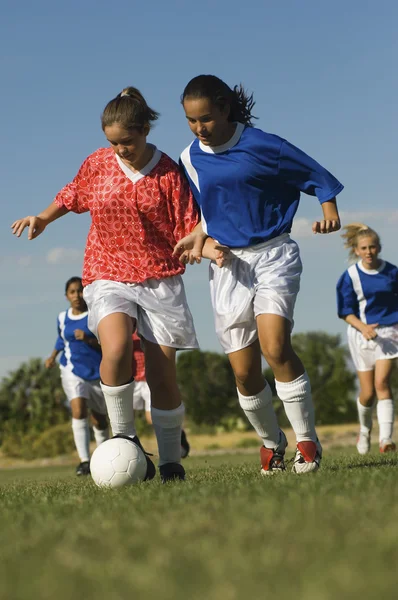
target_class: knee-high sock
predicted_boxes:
[93,425,109,446]
[357,398,374,434]
[151,404,185,466]
[100,381,136,438]
[237,383,280,448]
[377,399,394,441]
[275,372,316,443]
[72,418,90,462]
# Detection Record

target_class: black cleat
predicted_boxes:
[76,461,91,476]
[112,434,156,481]
[159,462,185,483]
[180,429,190,459]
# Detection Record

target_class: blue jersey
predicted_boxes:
[55,309,101,380]
[180,123,344,248]
[336,261,398,326]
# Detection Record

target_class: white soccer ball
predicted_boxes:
[90,437,148,488]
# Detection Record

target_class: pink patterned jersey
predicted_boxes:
[131,332,146,382]
[54,147,199,286]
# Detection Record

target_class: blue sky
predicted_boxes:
[1,0,397,379]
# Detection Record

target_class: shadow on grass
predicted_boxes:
[328,456,398,472]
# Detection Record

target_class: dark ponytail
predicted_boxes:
[181,75,257,126]
[101,86,159,132]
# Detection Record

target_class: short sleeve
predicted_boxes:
[54,155,92,214]
[54,317,65,352]
[336,271,358,318]
[278,140,344,203]
[167,169,200,242]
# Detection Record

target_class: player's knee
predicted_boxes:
[261,340,289,368]
[374,377,390,396]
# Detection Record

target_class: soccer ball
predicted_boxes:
[90,437,148,488]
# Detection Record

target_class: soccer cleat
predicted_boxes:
[76,461,91,476]
[180,429,190,459]
[112,434,156,481]
[356,431,371,455]
[292,439,322,474]
[260,430,288,476]
[379,439,396,453]
[159,462,186,483]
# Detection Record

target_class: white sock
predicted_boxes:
[151,404,185,467]
[71,418,90,462]
[377,399,394,441]
[100,381,136,438]
[237,384,280,448]
[93,425,109,446]
[357,398,374,434]
[275,372,316,443]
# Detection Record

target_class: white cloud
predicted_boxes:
[16,255,32,267]
[291,218,313,238]
[46,247,83,265]
[339,210,398,223]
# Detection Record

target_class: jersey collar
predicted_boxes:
[357,259,386,275]
[198,122,245,154]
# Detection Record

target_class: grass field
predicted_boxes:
[1,446,398,600]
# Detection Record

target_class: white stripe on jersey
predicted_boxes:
[347,264,367,323]
[58,310,73,371]
[180,143,208,234]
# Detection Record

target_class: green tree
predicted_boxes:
[265,332,357,425]
[177,350,240,428]
[0,358,69,443]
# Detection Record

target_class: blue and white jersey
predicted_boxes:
[55,309,101,381]
[336,260,398,326]
[180,123,344,248]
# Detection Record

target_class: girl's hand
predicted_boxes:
[202,238,231,267]
[11,216,47,240]
[173,231,208,265]
[360,323,379,340]
[312,218,341,234]
[45,357,56,369]
[74,329,87,341]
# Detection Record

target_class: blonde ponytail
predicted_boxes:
[341,223,380,262]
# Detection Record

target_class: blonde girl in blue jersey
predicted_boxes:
[337,224,398,455]
[175,74,343,474]
[45,277,109,475]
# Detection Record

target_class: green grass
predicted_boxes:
[1,448,398,600]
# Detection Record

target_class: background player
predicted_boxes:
[45,277,109,475]
[337,224,398,454]
[175,74,344,474]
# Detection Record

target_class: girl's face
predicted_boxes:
[104,123,149,169]
[183,97,236,147]
[66,282,86,311]
[355,235,381,268]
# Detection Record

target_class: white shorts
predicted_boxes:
[209,234,302,354]
[132,381,151,411]
[347,324,398,371]
[84,277,198,349]
[60,368,107,414]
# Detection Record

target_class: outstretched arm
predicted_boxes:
[11,203,69,240]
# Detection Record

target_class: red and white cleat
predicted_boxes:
[292,439,322,474]
[379,439,396,453]
[260,431,288,476]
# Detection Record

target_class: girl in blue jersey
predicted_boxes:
[337,224,398,455]
[45,277,109,475]
[175,74,344,474]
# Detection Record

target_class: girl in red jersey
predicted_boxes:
[11,87,208,482]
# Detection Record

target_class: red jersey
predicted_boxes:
[132,332,146,382]
[54,147,199,287]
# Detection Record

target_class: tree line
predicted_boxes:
[1,332,397,454]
